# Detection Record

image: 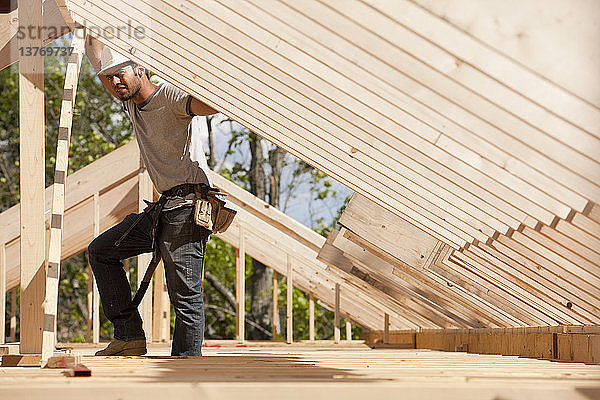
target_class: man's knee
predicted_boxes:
[88,234,111,263]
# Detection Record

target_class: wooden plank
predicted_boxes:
[353,0,600,147]
[86,264,92,342]
[267,0,599,207]
[92,192,100,344]
[244,0,590,216]
[408,0,600,120]
[309,294,315,341]
[345,316,352,341]
[272,271,278,340]
[539,225,600,268]
[41,28,84,365]
[137,166,153,342]
[339,194,442,269]
[236,224,245,342]
[286,254,293,344]
[494,236,600,320]
[430,253,551,325]
[9,289,16,342]
[18,0,45,355]
[383,313,390,344]
[333,228,516,327]
[1,354,41,367]
[0,243,5,344]
[334,283,340,343]
[152,261,169,343]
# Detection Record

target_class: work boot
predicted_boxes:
[95,339,147,356]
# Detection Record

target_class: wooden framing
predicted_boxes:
[308,294,315,341]
[40,28,84,364]
[0,0,70,72]
[0,243,5,343]
[9,289,16,342]
[272,271,278,340]
[4,0,599,366]
[363,326,600,365]
[92,192,100,344]
[345,315,351,342]
[62,0,600,250]
[236,224,245,342]
[137,164,153,342]
[334,283,340,343]
[152,261,169,343]
[18,0,46,355]
[286,254,292,344]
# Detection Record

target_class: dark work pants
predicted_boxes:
[88,205,209,356]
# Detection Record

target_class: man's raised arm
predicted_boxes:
[84,35,119,99]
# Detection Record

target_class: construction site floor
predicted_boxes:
[1,341,599,400]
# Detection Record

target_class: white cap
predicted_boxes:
[98,46,131,75]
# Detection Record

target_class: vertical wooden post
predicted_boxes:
[345,315,352,342]
[137,165,153,342]
[152,261,169,342]
[286,254,293,344]
[86,264,92,342]
[236,224,245,342]
[0,243,5,344]
[10,289,17,342]
[308,294,315,341]
[40,32,85,363]
[91,193,101,344]
[383,313,390,344]
[272,271,278,340]
[18,0,45,355]
[334,283,340,343]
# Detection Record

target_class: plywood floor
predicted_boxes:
[1,342,599,400]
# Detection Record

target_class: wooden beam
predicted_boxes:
[272,271,278,340]
[9,289,16,342]
[236,223,245,342]
[309,293,315,341]
[346,316,352,342]
[339,194,442,269]
[92,192,100,344]
[152,261,169,343]
[18,0,45,355]
[137,166,153,342]
[41,28,84,364]
[334,283,340,343]
[286,254,293,344]
[383,313,390,344]
[0,243,5,344]
[86,264,91,342]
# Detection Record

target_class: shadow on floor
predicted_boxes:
[90,354,389,383]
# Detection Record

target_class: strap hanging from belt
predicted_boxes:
[115,195,167,306]
[132,249,161,307]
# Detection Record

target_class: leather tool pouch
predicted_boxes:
[194,185,237,234]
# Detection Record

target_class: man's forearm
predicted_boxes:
[85,35,104,74]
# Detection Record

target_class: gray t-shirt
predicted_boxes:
[123,83,212,208]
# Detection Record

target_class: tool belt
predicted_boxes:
[192,184,237,234]
[114,183,236,307]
